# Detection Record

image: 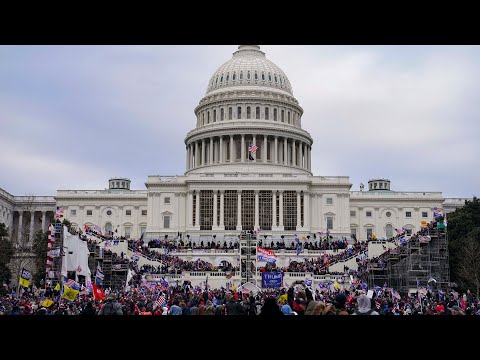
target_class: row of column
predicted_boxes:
[15,210,49,243]
[188,190,309,230]
[186,135,311,171]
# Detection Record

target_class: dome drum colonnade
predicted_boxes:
[180,45,315,235]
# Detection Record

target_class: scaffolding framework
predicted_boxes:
[89,245,128,290]
[367,227,450,293]
[239,232,258,286]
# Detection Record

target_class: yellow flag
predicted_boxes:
[54,283,61,291]
[277,294,288,304]
[333,281,341,290]
[41,299,54,308]
[62,284,79,302]
[19,277,30,288]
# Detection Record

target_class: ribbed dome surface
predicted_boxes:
[206,45,293,96]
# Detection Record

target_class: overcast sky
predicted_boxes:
[0,45,478,198]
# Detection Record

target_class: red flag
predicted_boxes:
[92,283,105,301]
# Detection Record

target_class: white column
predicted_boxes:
[263,135,267,163]
[41,211,46,232]
[219,136,223,164]
[308,145,312,171]
[274,136,278,163]
[279,191,284,229]
[292,140,297,166]
[237,190,242,230]
[219,190,225,229]
[241,135,245,162]
[272,191,277,229]
[299,142,304,168]
[213,190,218,229]
[187,191,193,227]
[230,135,234,162]
[195,190,200,229]
[18,211,23,243]
[186,145,189,171]
[254,190,259,229]
[209,137,214,165]
[201,139,205,166]
[29,211,35,243]
[195,141,199,167]
[284,138,288,165]
[252,134,256,162]
[304,192,310,229]
[296,191,301,230]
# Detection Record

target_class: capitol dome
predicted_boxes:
[206,45,293,96]
[184,45,313,176]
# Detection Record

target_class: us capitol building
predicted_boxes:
[0,46,469,244]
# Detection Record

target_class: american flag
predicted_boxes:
[155,296,166,308]
[65,278,80,290]
[248,144,258,154]
[55,206,64,219]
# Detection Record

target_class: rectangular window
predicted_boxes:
[87,210,92,216]
[422,212,428,218]
[351,227,357,237]
[406,211,412,218]
[366,211,372,217]
[200,190,213,231]
[405,228,413,236]
[164,197,171,204]
[124,227,131,239]
[241,190,255,231]
[224,190,238,231]
[327,216,333,230]
[350,210,356,217]
[140,226,146,235]
[326,197,333,205]
[126,210,132,216]
[163,216,170,229]
[259,190,272,231]
[192,194,196,226]
[366,228,373,239]
[70,209,77,216]
[283,191,297,231]
[300,192,304,227]
[142,210,147,216]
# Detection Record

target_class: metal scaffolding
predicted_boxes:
[239,232,258,286]
[367,226,450,293]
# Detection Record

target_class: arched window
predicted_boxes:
[221,108,224,121]
[281,110,284,122]
[247,71,251,80]
[385,224,394,238]
[247,106,251,119]
[262,72,265,80]
[254,71,258,80]
[213,110,216,122]
[237,107,242,119]
[226,73,229,81]
[280,76,283,85]
[240,71,243,80]
[274,75,278,83]
[273,108,277,121]
[207,111,210,124]
[220,75,223,83]
[202,113,205,125]
[215,76,218,84]
[265,107,269,120]
[268,73,272,81]
[233,72,236,81]
[229,107,232,120]
[287,111,290,124]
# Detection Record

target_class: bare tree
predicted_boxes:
[456,229,480,298]
[10,194,38,295]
